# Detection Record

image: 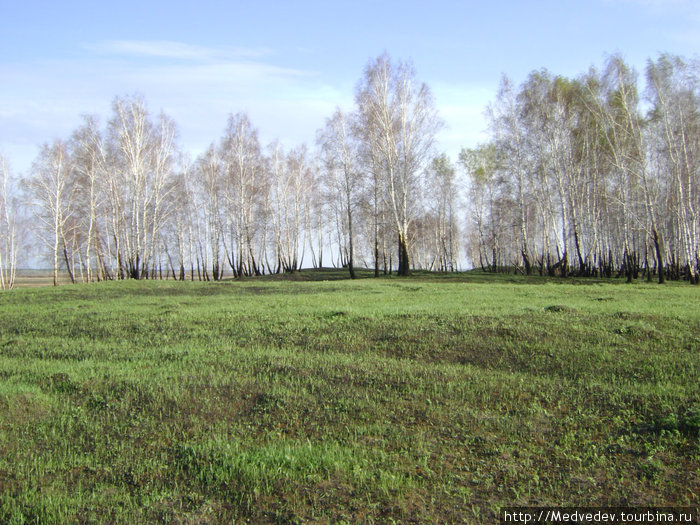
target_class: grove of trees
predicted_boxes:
[0,52,698,287]
[463,53,699,284]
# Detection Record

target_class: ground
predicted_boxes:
[0,269,697,523]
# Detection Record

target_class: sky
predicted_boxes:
[1,0,699,177]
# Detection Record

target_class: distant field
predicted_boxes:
[0,270,697,523]
[11,269,58,288]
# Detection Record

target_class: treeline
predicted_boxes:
[462,53,699,283]
[0,52,698,288]
[0,53,456,287]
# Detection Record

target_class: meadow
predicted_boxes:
[0,270,697,523]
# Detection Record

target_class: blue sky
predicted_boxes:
[1,0,699,176]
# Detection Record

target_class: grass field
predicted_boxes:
[0,269,698,523]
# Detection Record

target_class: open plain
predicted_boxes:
[0,270,697,523]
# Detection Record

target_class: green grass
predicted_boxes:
[0,270,698,523]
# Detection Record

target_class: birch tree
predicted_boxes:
[355,53,442,276]
[70,115,109,281]
[459,144,506,271]
[193,144,224,279]
[106,95,178,279]
[646,54,699,283]
[488,76,534,274]
[267,142,308,273]
[424,154,459,271]
[0,156,18,289]
[26,140,75,285]
[220,113,264,277]
[317,108,363,278]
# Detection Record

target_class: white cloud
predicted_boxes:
[87,40,272,62]
[0,40,495,176]
[0,40,351,174]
